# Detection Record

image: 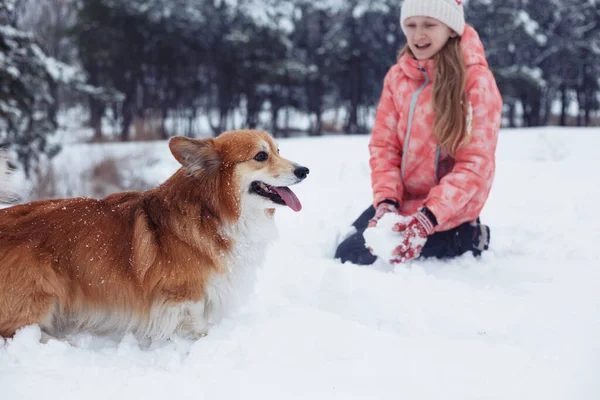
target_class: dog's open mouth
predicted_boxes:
[250,181,302,212]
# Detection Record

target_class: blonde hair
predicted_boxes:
[398,37,467,156]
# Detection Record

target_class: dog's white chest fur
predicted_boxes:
[203,207,277,324]
[136,209,276,341]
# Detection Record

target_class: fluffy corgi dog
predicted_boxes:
[0,129,308,343]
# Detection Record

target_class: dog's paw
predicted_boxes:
[176,324,209,340]
[40,331,77,347]
[189,330,208,340]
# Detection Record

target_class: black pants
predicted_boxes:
[334,205,486,265]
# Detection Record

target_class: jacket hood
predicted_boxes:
[399,24,488,81]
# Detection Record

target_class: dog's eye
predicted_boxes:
[254,151,268,162]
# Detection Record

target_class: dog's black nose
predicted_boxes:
[294,166,309,180]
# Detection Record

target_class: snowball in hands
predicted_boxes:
[364,213,415,263]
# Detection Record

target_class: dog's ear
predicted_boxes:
[169,136,221,176]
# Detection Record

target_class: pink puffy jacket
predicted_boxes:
[369,24,503,232]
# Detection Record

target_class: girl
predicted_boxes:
[335,0,503,265]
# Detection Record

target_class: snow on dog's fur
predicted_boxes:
[0,130,309,343]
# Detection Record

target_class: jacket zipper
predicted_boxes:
[401,66,430,183]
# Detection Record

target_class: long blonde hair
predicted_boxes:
[398,37,467,156]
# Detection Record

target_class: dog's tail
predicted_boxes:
[0,152,19,204]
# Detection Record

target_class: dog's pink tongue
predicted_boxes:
[273,186,302,212]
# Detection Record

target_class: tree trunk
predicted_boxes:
[576,88,583,127]
[308,80,324,136]
[345,10,362,135]
[560,84,568,126]
[508,102,516,128]
[161,107,169,139]
[309,111,322,136]
[270,97,281,137]
[530,88,541,126]
[89,97,104,142]
[584,90,592,127]
[346,57,360,134]
[121,101,133,141]
[541,87,555,126]
[245,93,260,129]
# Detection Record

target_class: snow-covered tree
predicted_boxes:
[62,0,600,135]
[468,0,600,127]
[1,0,118,174]
[534,0,600,126]
[1,1,61,175]
[467,0,547,126]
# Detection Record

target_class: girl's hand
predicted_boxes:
[389,210,435,263]
[368,201,398,228]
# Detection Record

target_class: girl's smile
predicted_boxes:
[403,16,457,60]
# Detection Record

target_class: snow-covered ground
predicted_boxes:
[1,127,599,399]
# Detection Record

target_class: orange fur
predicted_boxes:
[0,130,308,342]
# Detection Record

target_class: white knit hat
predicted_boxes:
[400,0,465,36]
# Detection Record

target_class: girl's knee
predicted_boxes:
[335,233,377,265]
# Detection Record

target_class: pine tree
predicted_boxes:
[0,0,60,175]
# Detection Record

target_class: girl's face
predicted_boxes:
[403,16,458,60]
